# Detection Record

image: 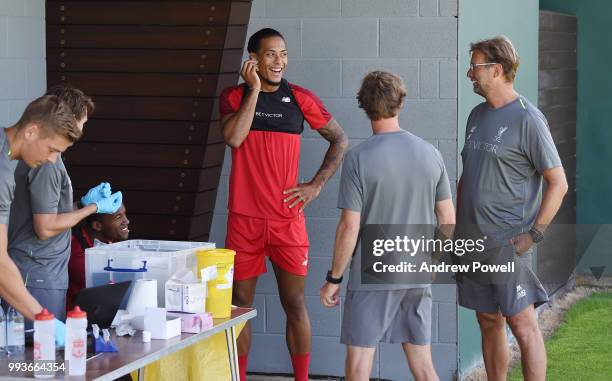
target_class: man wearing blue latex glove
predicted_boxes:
[54,318,66,347]
[8,86,122,326]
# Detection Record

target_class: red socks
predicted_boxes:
[290,353,310,381]
[240,353,309,381]
[238,354,248,381]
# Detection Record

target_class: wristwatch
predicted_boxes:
[528,227,544,244]
[326,270,343,284]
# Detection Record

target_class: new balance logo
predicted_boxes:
[281,97,291,103]
[516,285,526,299]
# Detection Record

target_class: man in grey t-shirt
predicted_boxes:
[0,95,81,345]
[320,71,455,380]
[8,86,122,322]
[458,37,567,381]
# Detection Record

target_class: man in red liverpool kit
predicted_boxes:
[219,28,348,381]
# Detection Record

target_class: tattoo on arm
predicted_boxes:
[312,119,349,187]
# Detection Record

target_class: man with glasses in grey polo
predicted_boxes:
[457,36,568,381]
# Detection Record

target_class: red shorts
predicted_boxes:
[225,212,310,280]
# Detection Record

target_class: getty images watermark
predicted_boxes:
[360,224,529,285]
[358,224,609,286]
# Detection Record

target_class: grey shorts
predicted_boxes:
[457,247,549,317]
[341,287,432,348]
[25,287,67,329]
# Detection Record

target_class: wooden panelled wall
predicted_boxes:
[46,1,251,241]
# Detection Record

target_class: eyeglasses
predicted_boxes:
[468,62,499,71]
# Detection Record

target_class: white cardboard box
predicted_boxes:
[165,267,217,314]
[165,279,206,313]
[143,307,181,340]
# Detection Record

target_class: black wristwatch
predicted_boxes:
[326,270,343,284]
[528,227,544,244]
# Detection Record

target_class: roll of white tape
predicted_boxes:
[142,330,151,343]
[127,279,158,317]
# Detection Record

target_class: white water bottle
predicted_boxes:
[0,301,6,356]
[65,306,87,375]
[33,308,55,378]
[6,306,24,355]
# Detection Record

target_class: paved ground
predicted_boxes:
[248,375,341,380]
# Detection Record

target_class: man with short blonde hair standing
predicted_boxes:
[321,71,455,381]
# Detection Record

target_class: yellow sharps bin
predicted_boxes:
[196,248,235,318]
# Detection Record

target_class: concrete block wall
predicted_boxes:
[210,0,458,379]
[0,0,46,126]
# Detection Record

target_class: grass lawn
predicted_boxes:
[509,292,612,380]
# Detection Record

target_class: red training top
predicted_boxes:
[66,227,94,311]
[219,79,332,220]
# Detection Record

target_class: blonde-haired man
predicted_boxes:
[321,71,455,381]
[0,95,80,345]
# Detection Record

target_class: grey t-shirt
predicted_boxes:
[8,157,73,290]
[0,128,18,225]
[338,130,452,291]
[458,96,562,246]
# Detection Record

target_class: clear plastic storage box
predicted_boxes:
[85,240,215,307]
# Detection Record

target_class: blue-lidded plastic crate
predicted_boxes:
[85,240,215,307]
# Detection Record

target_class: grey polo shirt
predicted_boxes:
[457,96,562,246]
[338,130,452,291]
[8,157,73,290]
[0,128,18,225]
